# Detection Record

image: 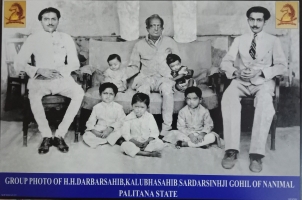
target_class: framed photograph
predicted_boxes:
[1,0,300,199]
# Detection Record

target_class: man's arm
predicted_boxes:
[262,37,287,80]
[57,34,80,77]
[14,35,39,78]
[220,37,240,79]
[127,43,140,79]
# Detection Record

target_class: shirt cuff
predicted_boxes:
[27,66,39,78]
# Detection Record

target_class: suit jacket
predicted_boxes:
[220,31,287,86]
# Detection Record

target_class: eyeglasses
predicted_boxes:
[149,24,163,29]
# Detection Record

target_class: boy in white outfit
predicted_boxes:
[121,93,166,157]
[163,87,222,148]
[83,82,126,148]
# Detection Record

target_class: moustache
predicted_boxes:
[252,26,259,29]
[47,25,54,27]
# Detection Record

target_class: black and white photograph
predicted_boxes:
[0,0,299,189]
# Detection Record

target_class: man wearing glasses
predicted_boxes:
[220,6,287,172]
[128,14,180,135]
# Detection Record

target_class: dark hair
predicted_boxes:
[145,14,164,29]
[246,6,271,21]
[107,54,121,63]
[99,82,118,96]
[166,54,181,66]
[131,93,150,107]
[38,7,61,21]
[185,86,202,98]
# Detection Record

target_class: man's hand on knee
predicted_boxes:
[37,68,63,79]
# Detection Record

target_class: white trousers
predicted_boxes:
[27,76,84,138]
[83,130,121,148]
[133,74,175,132]
[221,79,275,155]
[121,139,166,157]
[163,130,216,147]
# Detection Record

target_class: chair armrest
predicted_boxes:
[208,72,229,99]
[82,73,92,92]
[274,75,282,105]
[19,72,29,97]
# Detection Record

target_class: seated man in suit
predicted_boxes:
[15,7,84,154]
[127,14,180,135]
[220,6,287,172]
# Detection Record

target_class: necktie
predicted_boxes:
[249,33,257,59]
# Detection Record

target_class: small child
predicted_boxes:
[163,86,222,148]
[83,82,126,148]
[121,93,166,157]
[103,54,127,92]
[166,54,196,92]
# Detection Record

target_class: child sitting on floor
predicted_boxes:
[163,86,222,148]
[121,93,166,157]
[166,54,196,92]
[103,54,127,92]
[83,82,126,148]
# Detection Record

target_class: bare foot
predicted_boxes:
[149,151,161,157]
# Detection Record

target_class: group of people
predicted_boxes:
[14,6,287,173]
[82,82,217,158]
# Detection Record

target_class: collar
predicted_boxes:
[38,30,59,38]
[131,110,148,119]
[187,104,201,112]
[145,35,162,46]
[101,101,114,107]
[250,30,264,40]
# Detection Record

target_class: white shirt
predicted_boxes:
[103,67,127,90]
[15,31,80,78]
[122,111,159,143]
[86,101,126,131]
[220,31,287,85]
[177,105,213,136]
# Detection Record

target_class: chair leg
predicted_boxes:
[270,114,277,150]
[23,121,28,147]
[23,108,29,147]
[23,96,31,147]
[4,84,12,111]
[74,114,80,143]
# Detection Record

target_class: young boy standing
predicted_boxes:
[83,83,126,148]
[121,93,166,157]
[163,87,222,148]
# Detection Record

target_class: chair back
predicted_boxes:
[5,37,28,77]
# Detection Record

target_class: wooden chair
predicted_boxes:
[6,37,82,146]
[215,72,282,150]
[4,38,27,111]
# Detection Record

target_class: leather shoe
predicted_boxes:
[38,137,52,154]
[53,137,69,153]
[249,154,263,173]
[221,149,238,169]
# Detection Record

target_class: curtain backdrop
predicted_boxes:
[117,1,140,41]
[172,1,197,43]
